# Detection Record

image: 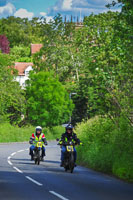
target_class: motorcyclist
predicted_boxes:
[59,124,81,167]
[29,126,48,161]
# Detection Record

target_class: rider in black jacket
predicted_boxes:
[59,124,81,167]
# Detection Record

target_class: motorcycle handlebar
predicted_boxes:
[58,142,76,146]
[57,141,83,146]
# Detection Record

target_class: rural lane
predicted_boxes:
[0,141,133,200]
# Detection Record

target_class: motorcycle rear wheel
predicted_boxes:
[35,158,37,164]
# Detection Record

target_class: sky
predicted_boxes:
[0,0,121,22]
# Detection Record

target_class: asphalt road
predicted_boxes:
[0,141,133,200]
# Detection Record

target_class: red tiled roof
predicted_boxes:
[31,44,43,54]
[14,62,33,76]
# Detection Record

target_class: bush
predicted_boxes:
[44,126,64,140]
[76,116,133,182]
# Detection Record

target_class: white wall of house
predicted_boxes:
[15,65,33,88]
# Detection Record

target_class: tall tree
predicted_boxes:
[26,71,74,127]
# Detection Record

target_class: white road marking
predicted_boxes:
[8,156,11,160]
[13,167,23,174]
[8,160,13,165]
[49,191,69,200]
[17,150,24,153]
[26,176,43,186]
[25,148,29,151]
[11,152,16,156]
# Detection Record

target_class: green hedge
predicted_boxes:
[76,116,133,182]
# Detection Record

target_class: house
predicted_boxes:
[14,62,33,88]
[14,44,43,88]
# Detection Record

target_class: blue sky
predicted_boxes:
[0,0,121,21]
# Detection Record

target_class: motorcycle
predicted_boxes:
[34,141,43,165]
[57,139,77,173]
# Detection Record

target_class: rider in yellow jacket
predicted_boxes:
[29,126,47,161]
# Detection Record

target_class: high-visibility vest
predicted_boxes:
[65,137,75,143]
[33,133,44,146]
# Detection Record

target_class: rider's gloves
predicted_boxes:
[29,139,33,144]
[59,141,63,145]
[42,138,48,145]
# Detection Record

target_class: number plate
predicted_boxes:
[66,146,74,152]
[37,142,42,148]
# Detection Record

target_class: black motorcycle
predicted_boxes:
[58,140,76,173]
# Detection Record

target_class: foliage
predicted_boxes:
[76,116,133,182]
[26,71,74,127]
[0,35,10,54]
[0,16,54,48]
[0,52,26,124]
[32,11,133,125]
[10,45,32,62]
[45,125,64,140]
[80,11,133,125]
[33,14,76,80]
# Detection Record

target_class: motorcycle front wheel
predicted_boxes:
[37,151,40,165]
[69,153,75,173]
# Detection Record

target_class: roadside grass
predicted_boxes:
[0,123,33,143]
[76,116,133,183]
[0,122,64,143]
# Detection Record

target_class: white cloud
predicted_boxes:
[62,0,72,10]
[0,2,15,16]
[14,8,34,19]
[40,12,47,17]
[40,12,53,23]
[46,0,121,20]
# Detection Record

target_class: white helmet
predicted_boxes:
[35,126,42,132]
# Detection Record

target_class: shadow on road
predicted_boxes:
[44,159,60,164]
[11,158,30,161]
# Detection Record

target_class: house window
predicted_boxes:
[25,71,29,76]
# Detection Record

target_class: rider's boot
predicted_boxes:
[60,161,64,167]
[31,155,34,161]
[41,155,44,161]
[41,151,45,161]
[30,150,34,160]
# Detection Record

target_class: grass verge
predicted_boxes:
[0,122,64,143]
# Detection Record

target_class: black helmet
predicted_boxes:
[66,124,74,130]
